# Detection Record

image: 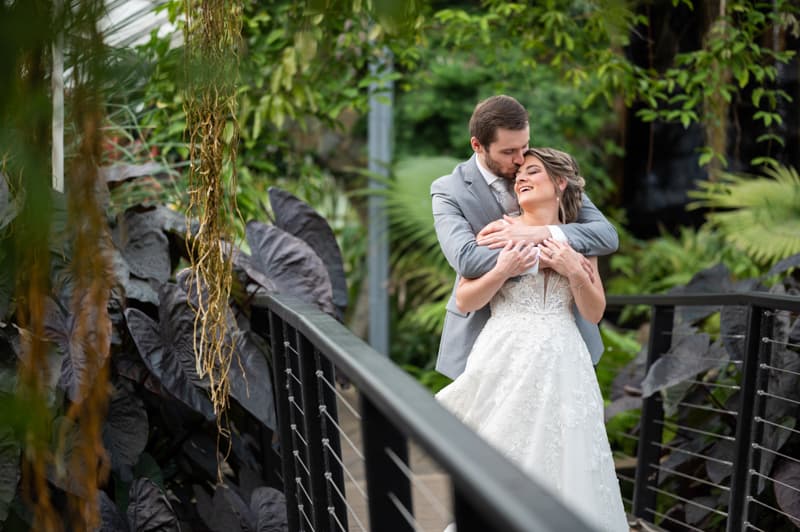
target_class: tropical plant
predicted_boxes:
[0,170,346,530]
[689,163,800,265]
[606,257,800,531]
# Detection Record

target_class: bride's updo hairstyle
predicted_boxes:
[524,147,585,223]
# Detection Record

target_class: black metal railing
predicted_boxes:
[606,292,800,532]
[263,293,599,532]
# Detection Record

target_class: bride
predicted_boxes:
[436,147,628,532]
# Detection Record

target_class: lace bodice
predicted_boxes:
[490,271,574,319]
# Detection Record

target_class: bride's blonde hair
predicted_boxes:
[524,147,585,223]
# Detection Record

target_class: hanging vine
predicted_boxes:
[58,1,115,526]
[183,0,243,480]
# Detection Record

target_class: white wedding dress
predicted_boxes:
[436,271,628,532]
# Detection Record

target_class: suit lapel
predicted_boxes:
[462,155,505,225]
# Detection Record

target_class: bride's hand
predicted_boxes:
[538,239,590,280]
[494,240,539,278]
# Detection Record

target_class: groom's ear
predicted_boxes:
[470,136,483,153]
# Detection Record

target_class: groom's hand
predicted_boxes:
[477,215,551,249]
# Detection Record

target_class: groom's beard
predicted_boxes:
[484,152,518,180]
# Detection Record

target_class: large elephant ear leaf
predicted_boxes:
[229,331,276,430]
[98,489,131,532]
[103,383,149,479]
[773,460,800,528]
[194,484,256,532]
[124,286,215,421]
[0,427,20,524]
[127,478,181,532]
[250,486,288,532]
[640,333,728,398]
[112,207,172,288]
[268,188,347,319]
[245,221,335,317]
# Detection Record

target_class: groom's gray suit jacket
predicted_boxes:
[431,155,619,379]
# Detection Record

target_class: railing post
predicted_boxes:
[361,394,413,532]
[296,333,332,530]
[267,311,301,532]
[632,305,673,522]
[727,306,768,532]
[317,355,349,531]
[453,485,497,532]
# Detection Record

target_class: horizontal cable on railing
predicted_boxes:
[622,495,632,506]
[320,406,364,461]
[290,424,309,448]
[761,337,800,350]
[673,401,737,416]
[661,330,746,341]
[316,370,362,421]
[294,477,315,509]
[744,522,768,532]
[752,443,800,466]
[760,363,800,378]
[609,430,639,442]
[646,485,729,518]
[324,472,369,532]
[292,450,311,476]
[655,420,736,442]
[285,367,303,386]
[757,390,800,408]
[328,506,348,532]
[384,447,452,522]
[650,463,730,491]
[750,470,800,496]
[283,340,301,356]
[288,395,306,418]
[322,439,367,500]
[748,495,800,522]
[683,379,741,391]
[297,503,316,532]
[616,473,635,485]
[755,416,800,437]
[656,441,733,466]
[646,508,705,532]
[387,491,421,532]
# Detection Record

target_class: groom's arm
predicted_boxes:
[431,186,498,279]
[558,194,618,256]
[476,194,618,256]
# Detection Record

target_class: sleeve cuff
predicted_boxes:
[547,225,568,243]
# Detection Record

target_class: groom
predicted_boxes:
[431,95,619,379]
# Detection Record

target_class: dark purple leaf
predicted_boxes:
[706,439,734,485]
[0,427,20,523]
[102,162,165,184]
[229,331,276,430]
[103,384,149,477]
[127,478,180,532]
[603,395,641,422]
[640,335,728,398]
[250,486,288,532]
[99,489,131,532]
[757,417,795,493]
[668,263,731,324]
[194,484,255,532]
[765,252,800,279]
[685,495,717,525]
[611,348,648,400]
[268,188,347,319]
[720,305,748,361]
[113,209,171,285]
[245,221,335,317]
[773,460,800,528]
[124,287,215,421]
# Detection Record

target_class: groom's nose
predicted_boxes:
[512,150,525,165]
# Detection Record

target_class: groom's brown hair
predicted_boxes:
[469,95,528,147]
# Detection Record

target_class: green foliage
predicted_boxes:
[689,164,800,265]
[431,0,800,171]
[608,224,762,322]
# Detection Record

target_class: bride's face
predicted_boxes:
[514,155,557,206]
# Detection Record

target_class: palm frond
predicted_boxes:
[688,164,800,265]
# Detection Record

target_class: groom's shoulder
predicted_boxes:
[431,157,476,192]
